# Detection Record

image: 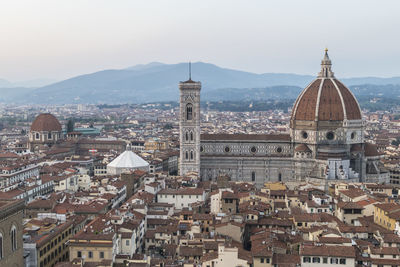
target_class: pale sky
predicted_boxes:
[0,0,399,82]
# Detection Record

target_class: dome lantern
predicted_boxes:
[318,48,335,78]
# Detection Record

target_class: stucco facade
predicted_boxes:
[0,199,24,267]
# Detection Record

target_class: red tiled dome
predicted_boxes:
[291,50,361,122]
[31,113,62,132]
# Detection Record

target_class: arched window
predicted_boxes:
[48,132,52,139]
[190,132,193,141]
[190,151,194,160]
[185,132,189,141]
[251,172,256,182]
[35,133,40,140]
[185,151,188,160]
[278,173,282,182]
[11,225,16,251]
[0,232,3,259]
[186,104,193,120]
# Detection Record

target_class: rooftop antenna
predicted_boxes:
[189,61,191,80]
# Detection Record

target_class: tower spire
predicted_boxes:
[189,61,191,80]
[318,48,335,78]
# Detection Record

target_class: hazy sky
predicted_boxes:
[0,0,399,81]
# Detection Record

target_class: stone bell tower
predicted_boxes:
[179,64,201,176]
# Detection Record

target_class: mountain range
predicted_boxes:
[0,78,58,88]
[1,62,400,104]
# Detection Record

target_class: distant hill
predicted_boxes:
[0,87,36,102]
[204,86,303,101]
[1,62,400,104]
[206,84,400,102]
[0,78,57,89]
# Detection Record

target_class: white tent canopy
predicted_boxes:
[107,149,149,175]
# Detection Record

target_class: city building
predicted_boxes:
[24,219,74,267]
[157,188,205,209]
[68,232,118,265]
[28,113,63,152]
[0,199,24,267]
[179,50,389,186]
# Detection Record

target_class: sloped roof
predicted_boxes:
[108,150,149,169]
[364,142,381,157]
[295,144,312,152]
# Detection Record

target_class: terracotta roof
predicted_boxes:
[0,152,19,158]
[222,191,238,199]
[272,254,300,266]
[388,210,400,221]
[27,199,56,209]
[251,241,273,257]
[374,203,400,213]
[292,79,321,121]
[293,213,322,223]
[337,201,364,210]
[370,258,400,266]
[31,113,62,132]
[370,246,400,255]
[364,142,381,157]
[318,236,352,244]
[356,198,377,207]
[381,233,400,244]
[291,78,361,122]
[339,188,365,199]
[203,241,222,251]
[301,244,356,258]
[179,246,203,257]
[193,213,213,220]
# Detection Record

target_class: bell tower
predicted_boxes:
[179,64,201,176]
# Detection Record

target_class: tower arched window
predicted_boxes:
[186,104,193,120]
[278,173,282,182]
[190,132,193,141]
[185,151,188,160]
[0,232,3,259]
[185,132,189,141]
[190,151,194,160]
[11,225,16,251]
[251,171,256,182]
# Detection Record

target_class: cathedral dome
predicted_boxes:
[291,50,361,122]
[31,113,62,132]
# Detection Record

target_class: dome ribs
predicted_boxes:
[294,79,321,121]
[334,80,362,120]
[291,78,361,122]
[318,79,344,121]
